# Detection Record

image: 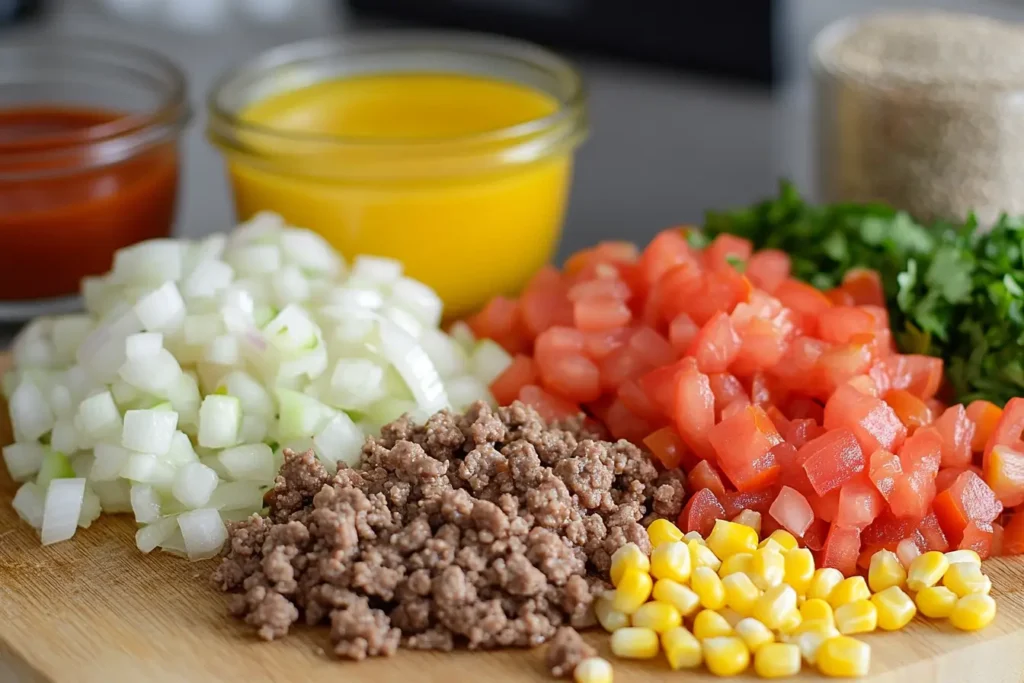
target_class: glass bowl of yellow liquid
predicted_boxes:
[207,32,587,319]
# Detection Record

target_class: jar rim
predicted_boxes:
[0,36,190,179]
[206,31,587,175]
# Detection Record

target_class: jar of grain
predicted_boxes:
[813,11,1024,225]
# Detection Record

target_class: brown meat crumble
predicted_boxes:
[212,400,684,666]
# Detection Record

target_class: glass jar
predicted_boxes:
[0,38,189,318]
[207,32,587,319]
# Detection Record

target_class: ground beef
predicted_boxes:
[213,401,682,663]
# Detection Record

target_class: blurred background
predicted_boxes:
[3,0,1023,258]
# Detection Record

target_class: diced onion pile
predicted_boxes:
[2,212,511,558]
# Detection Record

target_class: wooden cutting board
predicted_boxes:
[2,352,1024,683]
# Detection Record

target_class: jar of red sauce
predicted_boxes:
[0,38,189,315]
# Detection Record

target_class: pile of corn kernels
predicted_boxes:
[572,513,998,681]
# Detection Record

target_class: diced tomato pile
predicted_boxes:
[465,228,1024,571]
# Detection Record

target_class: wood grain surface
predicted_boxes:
[2,353,1024,683]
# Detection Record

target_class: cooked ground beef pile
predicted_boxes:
[213,401,685,661]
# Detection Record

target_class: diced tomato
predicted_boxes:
[617,379,665,423]
[1002,509,1024,555]
[808,487,842,523]
[825,288,856,306]
[567,277,631,302]
[466,295,530,354]
[967,400,1003,452]
[936,467,968,494]
[604,399,659,443]
[686,268,753,325]
[678,488,727,537]
[862,511,916,549]
[745,249,790,293]
[597,346,649,393]
[688,311,742,373]
[798,428,865,496]
[785,418,826,449]
[958,521,994,559]
[582,327,633,360]
[817,306,877,345]
[772,337,829,395]
[841,268,885,307]
[721,489,777,518]
[704,233,753,271]
[490,354,538,406]
[519,267,574,338]
[534,327,584,364]
[882,354,944,401]
[845,375,880,398]
[868,449,902,501]
[656,262,705,323]
[772,442,814,497]
[898,427,943,473]
[643,427,699,471]
[836,476,883,529]
[730,317,791,377]
[638,360,685,417]
[984,396,1024,461]
[628,327,676,368]
[775,279,833,336]
[983,444,1024,508]
[817,343,874,397]
[639,228,699,287]
[884,389,934,433]
[802,518,830,552]
[537,352,601,402]
[749,371,787,407]
[782,397,825,423]
[932,471,1003,546]
[709,405,783,492]
[722,397,751,421]
[518,385,579,422]
[708,373,748,420]
[687,460,727,500]
[769,486,814,537]
[574,296,632,333]
[916,512,949,552]
[887,428,942,521]
[673,359,716,460]
[668,313,700,355]
[991,522,1005,557]
[824,383,907,455]
[820,524,861,576]
[593,240,640,264]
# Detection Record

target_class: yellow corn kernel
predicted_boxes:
[647,518,684,548]
[807,567,844,601]
[693,609,734,641]
[610,627,660,659]
[943,562,992,597]
[915,586,958,619]
[765,529,799,552]
[719,552,754,578]
[722,572,761,616]
[690,539,723,572]
[750,547,786,590]
[652,579,701,618]
[828,576,871,608]
[944,549,982,566]
[817,636,871,677]
[631,601,682,634]
[799,598,835,628]
[758,538,787,554]
[650,541,691,584]
[868,549,907,593]
[661,626,703,670]
[791,620,840,640]
[777,608,803,635]
[791,631,829,666]
[684,530,707,544]
[702,636,751,677]
[950,593,997,632]
[906,551,950,592]
[595,594,630,633]
[753,584,799,630]
[692,566,727,611]
[784,548,816,596]
[732,509,762,536]
[613,569,653,615]
[721,607,746,627]
[754,642,802,678]
[834,599,878,635]
[610,543,650,586]
[871,586,916,631]
[735,617,775,653]
[707,519,759,561]
[574,657,613,683]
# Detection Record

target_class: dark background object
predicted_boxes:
[345,0,782,86]
[0,0,43,25]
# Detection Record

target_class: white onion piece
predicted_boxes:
[172,462,219,508]
[209,481,266,511]
[136,515,179,553]
[125,332,164,361]
[233,210,283,244]
[471,339,513,386]
[326,358,385,410]
[13,319,55,369]
[113,239,183,285]
[204,335,240,366]
[13,482,46,529]
[177,508,227,560]
[448,321,476,351]
[48,384,74,418]
[447,375,495,412]
[9,379,55,442]
[239,415,268,444]
[121,453,176,487]
[378,319,448,416]
[41,478,86,545]
[217,371,273,418]
[276,388,336,441]
[50,316,93,365]
[76,308,143,383]
[130,484,162,523]
[78,487,101,528]
[76,390,122,442]
[313,413,364,473]
[90,443,132,481]
[118,349,183,396]
[93,480,133,513]
[71,452,94,479]
[183,259,233,299]
[3,442,47,482]
[183,314,223,347]
[198,395,241,448]
[352,255,402,286]
[390,276,443,328]
[165,430,199,465]
[50,418,79,455]
[419,328,468,379]
[229,243,281,276]
[121,409,178,455]
[264,304,318,352]
[217,443,275,481]
[279,227,342,275]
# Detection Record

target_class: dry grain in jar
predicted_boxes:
[814,11,1024,224]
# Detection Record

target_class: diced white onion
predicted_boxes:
[78,487,101,528]
[118,349,183,396]
[447,375,495,411]
[276,388,336,441]
[3,442,47,482]
[217,371,273,417]
[76,390,122,442]
[177,508,227,560]
[50,418,79,455]
[9,379,55,442]
[41,478,86,545]
[113,239,184,285]
[471,339,514,385]
[121,453,176,487]
[172,462,220,508]
[198,395,241,448]
[90,443,132,481]
[12,482,46,529]
[136,515,179,553]
[121,409,178,455]
[313,413,364,473]
[378,319,448,416]
[208,480,266,511]
[183,258,233,299]
[93,480,133,513]
[130,484,162,523]
[217,443,275,481]
[125,332,164,361]
[352,255,402,286]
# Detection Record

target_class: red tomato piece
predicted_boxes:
[772,441,814,496]
[686,269,754,327]
[802,518,830,552]
[824,384,907,455]
[817,343,874,397]
[898,426,943,472]
[880,354,943,401]
[841,268,885,307]
[629,327,676,369]
[916,512,949,553]
[984,396,1024,461]
[721,399,751,421]
[745,249,791,293]
[818,306,877,345]
[785,418,826,449]
[656,262,705,323]
[836,475,883,529]
[868,449,902,501]
[708,373,748,420]
[638,360,686,417]
[597,346,649,393]
[668,313,700,355]
[673,359,717,460]
[537,352,601,403]
[936,467,968,494]
[983,444,1024,508]
[1003,509,1024,555]
[929,404,974,468]
[687,460,727,500]
[617,379,665,423]
[825,288,856,306]
[958,521,994,559]
[490,354,539,406]
[888,428,942,521]
[574,297,632,332]
[604,399,659,444]
[798,428,865,496]
[519,267,574,339]
[820,524,861,577]
[861,511,916,549]
[808,487,842,523]
[769,486,814,538]
[729,318,791,378]
[721,489,777,518]
[967,400,1003,452]
[749,371,787,407]
[639,228,699,287]
[678,488,727,537]
[932,471,1003,546]
[534,327,585,364]
[708,405,783,492]
[582,327,633,360]
[567,277,631,302]
[688,311,742,373]
[782,397,825,424]
[643,426,699,471]
[991,521,1005,557]
[771,337,829,396]
[884,389,935,434]
[518,385,579,422]
[466,295,530,354]
[704,233,753,271]
[774,278,833,336]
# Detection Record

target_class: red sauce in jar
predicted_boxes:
[0,106,179,301]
